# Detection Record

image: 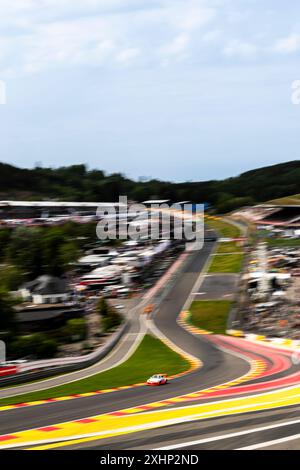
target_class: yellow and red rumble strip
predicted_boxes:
[2,383,299,450]
[0,312,268,415]
[178,310,212,335]
[104,355,266,417]
[0,309,270,416]
[0,384,145,413]
[227,329,300,350]
[0,333,201,414]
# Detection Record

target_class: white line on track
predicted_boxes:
[155,418,300,450]
[1,386,300,449]
[236,433,300,450]
[181,243,217,312]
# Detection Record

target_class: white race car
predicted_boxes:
[146,373,168,386]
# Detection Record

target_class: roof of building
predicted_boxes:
[16,307,82,323]
[0,200,126,208]
[143,199,170,205]
[78,255,109,264]
[22,275,68,295]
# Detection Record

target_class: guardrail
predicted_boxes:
[0,246,190,387]
[1,233,212,387]
[0,319,129,387]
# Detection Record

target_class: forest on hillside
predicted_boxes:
[0,160,299,213]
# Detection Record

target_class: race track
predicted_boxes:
[0,241,299,450]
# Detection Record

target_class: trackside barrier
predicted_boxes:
[0,320,129,387]
[0,225,217,387]
[0,366,18,377]
[0,247,193,387]
[226,329,300,350]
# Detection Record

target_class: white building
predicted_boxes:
[80,265,122,286]
[19,275,70,305]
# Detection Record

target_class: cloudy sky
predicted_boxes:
[0,0,299,181]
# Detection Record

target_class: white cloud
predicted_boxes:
[0,0,297,75]
[116,47,140,64]
[176,4,215,31]
[7,1,215,73]
[157,1,216,63]
[0,1,210,74]
[21,18,117,73]
[223,40,257,59]
[160,33,190,58]
[274,33,300,54]
[202,29,222,43]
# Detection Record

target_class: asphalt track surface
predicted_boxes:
[0,297,143,399]
[1,240,299,449]
[0,242,247,432]
[194,273,239,300]
[64,404,300,450]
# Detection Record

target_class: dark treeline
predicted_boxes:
[0,160,299,212]
[0,221,97,289]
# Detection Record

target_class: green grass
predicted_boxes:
[189,300,232,334]
[215,242,243,254]
[0,335,190,406]
[208,253,244,273]
[266,238,300,248]
[206,217,241,238]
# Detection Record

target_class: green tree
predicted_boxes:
[97,297,109,316]
[66,318,86,341]
[10,333,58,359]
[101,307,122,332]
[59,241,80,269]
[0,265,25,291]
[0,288,16,336]
[96,297,122,332]
[41,227,65,276]
[9,336,31,357]
[5,227,43,279]
[0,228,12,261]
[36,339,58,359]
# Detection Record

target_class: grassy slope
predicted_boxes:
[206,217,241,238]
[215,241,243,254]
[266,238,300,247]
[189,301,232,334]
[208,253,244,273]
[0,335,190,406]
[191,217,243,333]
[206,217,244,273]
[268,194,300,205]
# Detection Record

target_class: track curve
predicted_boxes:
[0,242,299,449]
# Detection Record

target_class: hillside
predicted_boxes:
[0,160,299,213]
[268,194,300,205]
